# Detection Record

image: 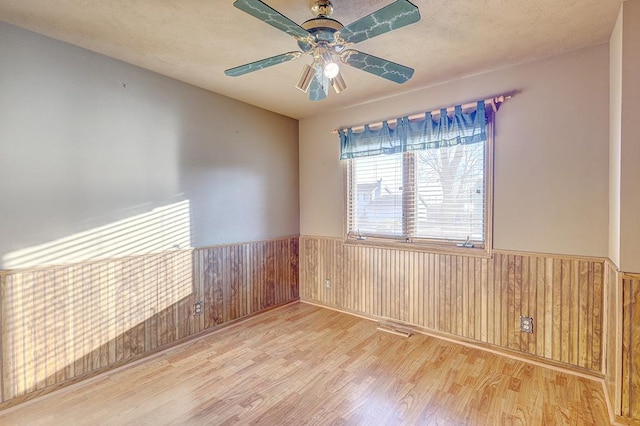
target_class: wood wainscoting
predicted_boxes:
[603,265,640,423]
[0,237,299,407]
[300,236,605,374]
[621,273,640,420]
[605,261,622,419]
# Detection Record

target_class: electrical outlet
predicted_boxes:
[520,316,534,333]
[325,278,331,288]
[194,301,203,316]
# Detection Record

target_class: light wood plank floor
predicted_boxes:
[0,302,610,425]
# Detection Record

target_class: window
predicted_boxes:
[343,102,493,252]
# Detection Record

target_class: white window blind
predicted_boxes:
[347,152,405,237]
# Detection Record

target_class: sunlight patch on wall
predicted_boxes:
[3,200,192,270]
[0,200,195,398]
[1,249,194,398]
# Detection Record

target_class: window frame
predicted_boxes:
[343,114,494,257]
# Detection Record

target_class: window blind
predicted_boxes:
[347,152,405,238]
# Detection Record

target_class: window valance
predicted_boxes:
[339,100,487,160]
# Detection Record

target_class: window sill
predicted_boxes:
[344,237,492,258]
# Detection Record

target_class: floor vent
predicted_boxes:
[376,322,414,338]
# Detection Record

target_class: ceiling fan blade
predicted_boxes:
[308,65,329,101]
[233,0,310,39]
[337,0,420,45]
[341,49,414,83]
[225,51,303,77]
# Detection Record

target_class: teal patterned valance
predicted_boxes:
[339,101,487,160]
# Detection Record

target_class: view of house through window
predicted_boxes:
[346,122,489,247]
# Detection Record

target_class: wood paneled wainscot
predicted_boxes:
[605,261,622,419]
[300,236,604,374]
[601,265,640,423]
[621,273,640,420]
[0,237,299,407]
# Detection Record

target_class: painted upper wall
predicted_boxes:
[610,7,623,267]
[619,0,640,272]
[300,44,609,258]
[0,22,299,269]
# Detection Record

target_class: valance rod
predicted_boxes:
[331,94,511,135]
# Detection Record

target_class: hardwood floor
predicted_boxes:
[0,302,610,425]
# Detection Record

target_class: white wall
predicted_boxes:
[610,8,623,267]
[300,45,610,258]
[619,0,640,272]
[0,22,299,269]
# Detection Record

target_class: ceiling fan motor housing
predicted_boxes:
[298,17,345,54]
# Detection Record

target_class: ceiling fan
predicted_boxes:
[224,0,421,101]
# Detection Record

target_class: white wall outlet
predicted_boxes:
[324,278,331,288]
[194,301,203,316]
[520,316,534,333]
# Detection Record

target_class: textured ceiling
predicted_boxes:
[0,0,622,119]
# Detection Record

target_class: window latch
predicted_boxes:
[456,236,474,248]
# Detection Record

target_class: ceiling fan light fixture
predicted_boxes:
[323,61,339,79]
[331,72,346,93]
[296,63,315,92]
[319,47,339,79]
